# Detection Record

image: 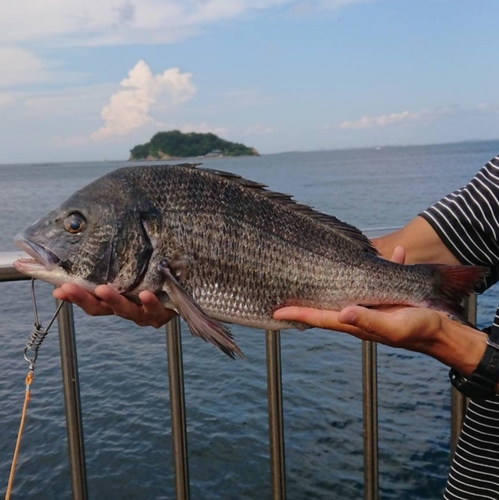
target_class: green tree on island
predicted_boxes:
[130,130,258,159]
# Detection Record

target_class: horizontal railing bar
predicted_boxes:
[0,252,29,281]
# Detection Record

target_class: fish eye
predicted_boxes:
[64,213,87,234]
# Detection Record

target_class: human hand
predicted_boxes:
[274,300,447,354]
[273,297,488,376]
[53,284,177,328]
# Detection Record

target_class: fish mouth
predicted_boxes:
[13,233,61,271]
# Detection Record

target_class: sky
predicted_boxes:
[1,0,498,163]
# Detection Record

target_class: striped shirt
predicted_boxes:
[420,155,499,499]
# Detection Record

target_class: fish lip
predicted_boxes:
[13,233,60,270]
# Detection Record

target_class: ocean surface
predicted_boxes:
[1,141,499,499]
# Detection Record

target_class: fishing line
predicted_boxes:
[4,279,63,500]
[24,279,63,369]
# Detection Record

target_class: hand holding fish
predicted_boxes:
[53,284,177,328]
[273,240,489,380]
[275,299,488,379]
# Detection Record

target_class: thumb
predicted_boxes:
[338,306,393,335]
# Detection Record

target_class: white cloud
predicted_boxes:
[0,1,292,47]
[334,104,499,132]
[338,108,452,130]
[0,47,55,87]
[0,0,371,47]
[91,60,196,139]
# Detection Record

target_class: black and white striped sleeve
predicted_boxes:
[421,156,499,499]
[420,155,499,290]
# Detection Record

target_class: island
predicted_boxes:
[129,130,259,160]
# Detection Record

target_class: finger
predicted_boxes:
[274,305,387,344]
[53,283,86,302]
[54,283,114,316]
[138,291,163,308]
[94,285,141,319]
[338,306,402,341]
[274,306,359,333]
[94,285,126,305]
[139,291,177,328]
[391,246,406,264]
[273,306,325,323]
[53,287,69,301]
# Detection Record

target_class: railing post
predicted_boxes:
[55,299,88,500]
[362,340,378,500]
[266,330,286,500]
[450,295,475,457]
[165,317,190,500]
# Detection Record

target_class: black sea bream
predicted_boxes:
[14,164,486,357]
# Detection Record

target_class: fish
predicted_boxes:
[14,163,487,358]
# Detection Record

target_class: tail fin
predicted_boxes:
[428,264,488,318]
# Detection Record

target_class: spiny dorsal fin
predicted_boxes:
[172,163,378,255]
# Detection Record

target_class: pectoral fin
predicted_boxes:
[158,260,243,359]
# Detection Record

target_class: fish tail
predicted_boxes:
[427,264,488,318]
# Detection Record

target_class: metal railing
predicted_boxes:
[1,252,89,500]
[0,250,473,500]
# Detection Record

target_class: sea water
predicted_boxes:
[1,140,499,499]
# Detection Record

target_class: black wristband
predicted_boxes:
[449,326,499,400]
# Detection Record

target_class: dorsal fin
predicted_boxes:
[171,163,378,255]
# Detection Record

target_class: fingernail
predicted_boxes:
[341,311,356,324]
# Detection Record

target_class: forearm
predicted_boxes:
[373,220,495,390]
[431,317,499,394]
[431,316,486,376]
[372,216,462,265]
